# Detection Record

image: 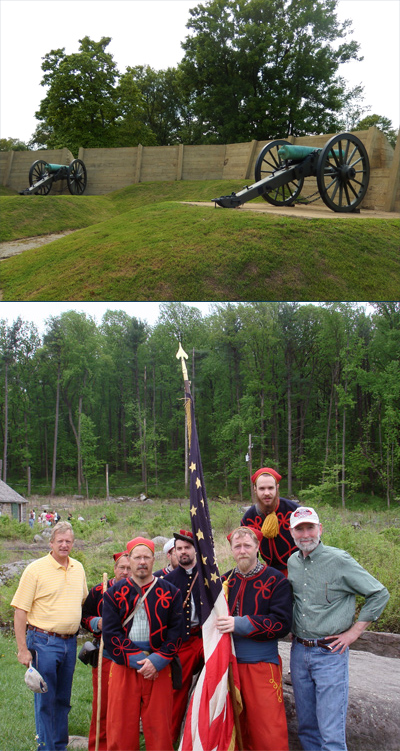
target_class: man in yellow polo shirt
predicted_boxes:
[12,521,88,751]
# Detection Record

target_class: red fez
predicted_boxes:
[113,551,128,562]
[251,467,282,485]
[173,529,195,545]
[126,537,155,554]
[227,526,263,545]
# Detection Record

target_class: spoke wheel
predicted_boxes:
[67,159,87,195]
[254,139,304,206]
[28,160,52,195]
[316,132,370,212]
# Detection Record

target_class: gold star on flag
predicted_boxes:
[196,529,204,541]
[190,505,197,516]
[200,497,205,506]
[202,555,208,565]
[211,571,219,584]
[204,578,209,588]
[189,462,196,472]
[196,477,202,489]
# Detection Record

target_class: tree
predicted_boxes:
[353,114,398,149]
[179,0,363,143]
[32,37,121,154]
[0,138,30,151]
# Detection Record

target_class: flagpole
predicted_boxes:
[176,343,244,751]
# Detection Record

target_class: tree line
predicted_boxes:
[1,0,397,155]
[0,303,399,507]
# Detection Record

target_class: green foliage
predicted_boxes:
[179,0,363,142]
[353,114,398,148]
[0,137,30,151]
[0,516,33,540]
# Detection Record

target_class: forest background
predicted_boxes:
[1,301,399,509]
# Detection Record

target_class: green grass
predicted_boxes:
[1,181,398,300]
[0,632,92,751]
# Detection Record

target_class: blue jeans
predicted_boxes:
[26,628,77,751]
[290,639,349,751]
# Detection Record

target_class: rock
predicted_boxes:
[279,641,400,751]
[68,736,88,750]
[0,560,29,584]
[33,534,43,543]
[41,528,52,538]
[139,493,147,501]
[152,536,168,547]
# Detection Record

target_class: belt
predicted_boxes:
[27,625,77,640]
[295,636,335,651]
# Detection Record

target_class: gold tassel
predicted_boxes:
[261,512,279,538]
[222,579,229,599]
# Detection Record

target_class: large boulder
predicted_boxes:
[279,640,400,751]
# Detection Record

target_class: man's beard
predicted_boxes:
[296,534,320,554]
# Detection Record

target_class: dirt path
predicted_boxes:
[183,201,400,219]
[0,230,76,259]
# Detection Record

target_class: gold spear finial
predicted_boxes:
[176,342,189,382]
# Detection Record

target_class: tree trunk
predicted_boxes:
[2,361,8,483]
[51,360,60,496]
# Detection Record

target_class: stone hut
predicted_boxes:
[0,479,28,522]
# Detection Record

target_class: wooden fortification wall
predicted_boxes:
[1,127,399,212]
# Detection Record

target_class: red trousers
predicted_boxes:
[171,632,204,743]
[238,659,289,751]
[88,658,111,751]
[106,661,174,751]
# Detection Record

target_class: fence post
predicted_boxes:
[177,143,184,180]
[244,140,259,180]
[135,144,143,183]
[384,129,400,212]
[2,150,15,186]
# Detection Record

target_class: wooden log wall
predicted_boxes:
[1,128,399,212]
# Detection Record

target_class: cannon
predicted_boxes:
[213,132,370,213]
[19,158,87,196]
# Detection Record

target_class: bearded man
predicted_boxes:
[240,467,299,574]
[288,506,390,751]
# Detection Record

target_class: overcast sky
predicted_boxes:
[1,0,399,144]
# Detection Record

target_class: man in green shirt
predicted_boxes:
[287,506,389,751]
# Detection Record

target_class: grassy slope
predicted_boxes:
[1,181,399,301]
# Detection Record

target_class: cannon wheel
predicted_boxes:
[254,139,304,206]
[316,132,370,213]
[67,159,87,195]
[28,160,52,195]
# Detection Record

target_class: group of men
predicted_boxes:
[12,466,389,751]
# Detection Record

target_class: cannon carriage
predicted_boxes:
[19,158,87,196]
[213,132,370,213]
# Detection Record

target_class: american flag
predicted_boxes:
[180,392,241,751]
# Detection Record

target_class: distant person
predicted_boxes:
[102,537,183,751]
[217,526,292,751]
[67,512,73,520]
[100,514,107,523]
[53,511,60,523]
[241,467,299,574]
[28,510,35,528]
[164,530,204,743]
[287,506,390,751]
[81,551,131,751]
[154,538,179,577]
[11,521,88,751]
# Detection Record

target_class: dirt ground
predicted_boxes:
[183,201,400,220]
[0,230,76,259]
